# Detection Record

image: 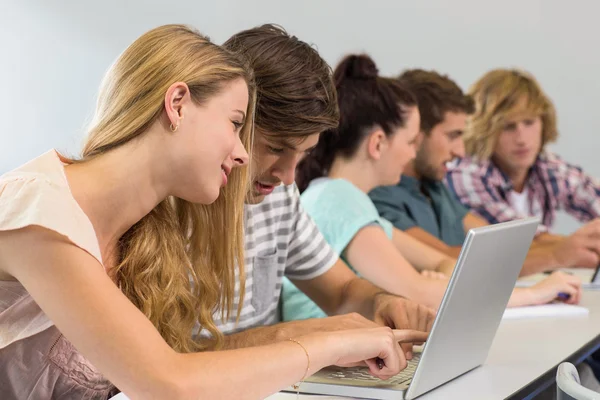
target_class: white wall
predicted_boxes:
[2,0,598,233]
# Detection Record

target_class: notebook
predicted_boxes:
[502,303,589,320]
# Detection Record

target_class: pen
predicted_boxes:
[557,292,570,301]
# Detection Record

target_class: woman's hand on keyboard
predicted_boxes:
[329,328,429,380]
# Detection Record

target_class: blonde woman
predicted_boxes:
[0,25,425,400]
[446,69,600,269]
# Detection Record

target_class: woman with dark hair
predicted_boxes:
[283,55,581,321]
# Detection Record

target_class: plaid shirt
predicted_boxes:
[445,151,600,234]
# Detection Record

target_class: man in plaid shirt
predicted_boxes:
[445,69,600,273]
[447,151,600,235]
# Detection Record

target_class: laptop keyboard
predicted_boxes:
[315,352,421,387]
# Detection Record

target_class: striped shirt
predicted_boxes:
[213,183,338,334]
[445,151,600,234]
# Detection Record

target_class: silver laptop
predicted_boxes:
[288,217,539,400]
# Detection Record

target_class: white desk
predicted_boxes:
[267,290,600,400]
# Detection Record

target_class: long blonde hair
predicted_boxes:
[464,69,558,160]
[80,24,254,352]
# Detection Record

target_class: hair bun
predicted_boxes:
[337,54,379,81]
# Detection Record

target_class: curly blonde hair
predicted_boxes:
[78,24,255,352]
[464,69,558,160]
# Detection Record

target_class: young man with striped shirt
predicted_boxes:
[206,25,435,351]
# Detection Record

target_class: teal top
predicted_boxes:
[369,175,469,247]
[281,178,393,321]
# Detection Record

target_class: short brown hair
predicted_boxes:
[223,24,339,139]
[398,69,474,134]
[464,69,558,160]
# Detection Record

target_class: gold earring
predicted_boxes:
[170,121,179,132]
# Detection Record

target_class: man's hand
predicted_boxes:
[372,293,436,358]
[553,220,600,268]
